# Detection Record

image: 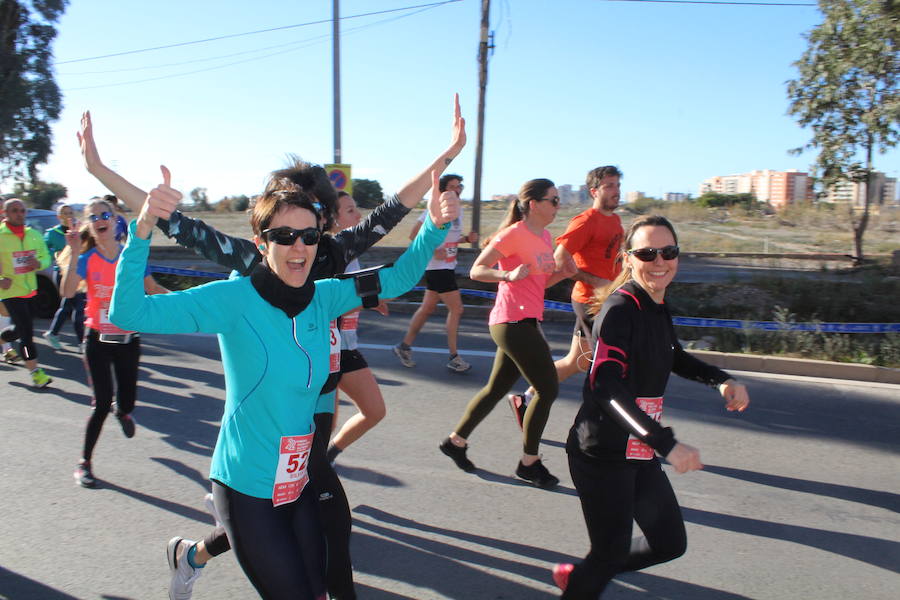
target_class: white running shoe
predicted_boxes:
[447,355,471,373]
[393,344,415,368]
[204,492,222,528]
[167,537,203,600]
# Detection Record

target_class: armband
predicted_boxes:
[335,263,393,309]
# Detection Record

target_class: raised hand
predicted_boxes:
[428,169,460,227]
[64,229,82,252]
[448,93,466,157]
[77,111,103,173]
[136,166,182,240]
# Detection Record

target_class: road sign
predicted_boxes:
[325,163,352,194]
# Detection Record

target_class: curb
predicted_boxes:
[385,301,900,385]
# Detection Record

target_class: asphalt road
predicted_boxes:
[1,314,898,600]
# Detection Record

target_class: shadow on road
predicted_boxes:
[335,464,406,488]
[0,566,81,599]
[704,463,900,513]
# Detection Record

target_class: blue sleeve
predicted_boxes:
[316,214,449,319]
[109,220,238,334]
[76,252,89,280]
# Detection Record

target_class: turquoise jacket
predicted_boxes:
[110,217,447,498]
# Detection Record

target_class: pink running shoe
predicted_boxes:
[553,563,574,591]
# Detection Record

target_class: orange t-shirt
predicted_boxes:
[556,209,623,304]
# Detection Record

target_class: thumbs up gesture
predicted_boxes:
[428,169,460,227]
[136,165,183,239]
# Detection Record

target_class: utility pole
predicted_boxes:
[471,0,491,244]
[332,0,342,163]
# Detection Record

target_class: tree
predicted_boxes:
[351,179,384,208]
[0,1,68,179]
[12,179,67,209]
[786,0,899,263]
[189,187,210,211]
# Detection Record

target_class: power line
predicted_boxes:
[56,0,463,65]
[61,3,448,91]
[605,0,817,6]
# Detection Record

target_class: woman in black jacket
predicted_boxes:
[555,215,750,598]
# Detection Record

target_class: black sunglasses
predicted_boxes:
[627,245,680,262]
[262,226,321,246]
[541,196,560,207]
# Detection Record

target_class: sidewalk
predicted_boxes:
[386,301,900,385]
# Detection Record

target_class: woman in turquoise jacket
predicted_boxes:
[110,166,455,600]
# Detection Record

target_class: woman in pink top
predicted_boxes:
[439,178,572,489]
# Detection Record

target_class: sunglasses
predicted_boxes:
[627,245,680,262]
[541,196,560,207]
[89,212,113,223]
[262,226,321,246]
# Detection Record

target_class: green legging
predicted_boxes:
[454,319,558,455]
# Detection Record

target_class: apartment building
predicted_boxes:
[699,169,813,209]
[826,172,898,208]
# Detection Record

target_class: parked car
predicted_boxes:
[24,208,61,318]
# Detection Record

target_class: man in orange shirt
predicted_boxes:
[508,166,623,427]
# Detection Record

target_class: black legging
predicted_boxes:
[202,412,356,599]
[562,453,687,599]
[81,329,140,461]
[1,296,37,361]
[212,480,326,600]
[454,319,558,454]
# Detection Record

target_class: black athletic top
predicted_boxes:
[154,195,411,394]
[566,281,731,463]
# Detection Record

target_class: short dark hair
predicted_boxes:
[250,179,321,237]
[266,156,338,231]
[439,174,463,192]
[586,166,623,190]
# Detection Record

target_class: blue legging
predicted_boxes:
[49,291,85,340]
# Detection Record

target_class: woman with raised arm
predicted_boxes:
[81,98,466,600]
[60,197,168,488]
[110,164,456,600]
[553,215,750,598]
[440,179,574,489]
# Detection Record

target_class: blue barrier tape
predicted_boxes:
[149,272,898,334]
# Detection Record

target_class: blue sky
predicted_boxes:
[13,0,900,204]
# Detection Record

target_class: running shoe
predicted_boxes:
[439,437,475,472]
[31,368,52,388]
[507,394,527,431]
[74,462,95,488]
[447,354,471,373]
[515,458,559,490]
[167,537,203,600]
[4,347,21,364]
[116,412,136,438]
[204,493,222,528]
[392,343,415,368]
[78,341,86,355]
[42,331,62,350]
[552,563,574,591]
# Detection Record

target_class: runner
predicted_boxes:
[61,197,168,488]
[43,203,86,352]
[439,179,573,489]
[553,215,750,597]
[509,166,624,428]
[393,173,477,372]
[80,98,466,600]
[0,198,52,387]
[110,165,457,600]
[326,191,389,465]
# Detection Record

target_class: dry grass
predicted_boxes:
[153,202,900,255]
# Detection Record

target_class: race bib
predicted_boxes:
[329,320,341,373]
[12,250,36,274]
[98,305,132,335]
[625,396,664,460]
[444,241,459,262]
[339,311,359,333]
[272,433,314,507]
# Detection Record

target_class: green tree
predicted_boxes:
[12,179,67,209]
[229,194,250,212]
[351,178,384,208]
[786,0,899,263]
[190,187,210,211]
[0,1,68,179]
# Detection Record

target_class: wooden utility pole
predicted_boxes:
[471,0,491,244]
[333,0,342,163]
